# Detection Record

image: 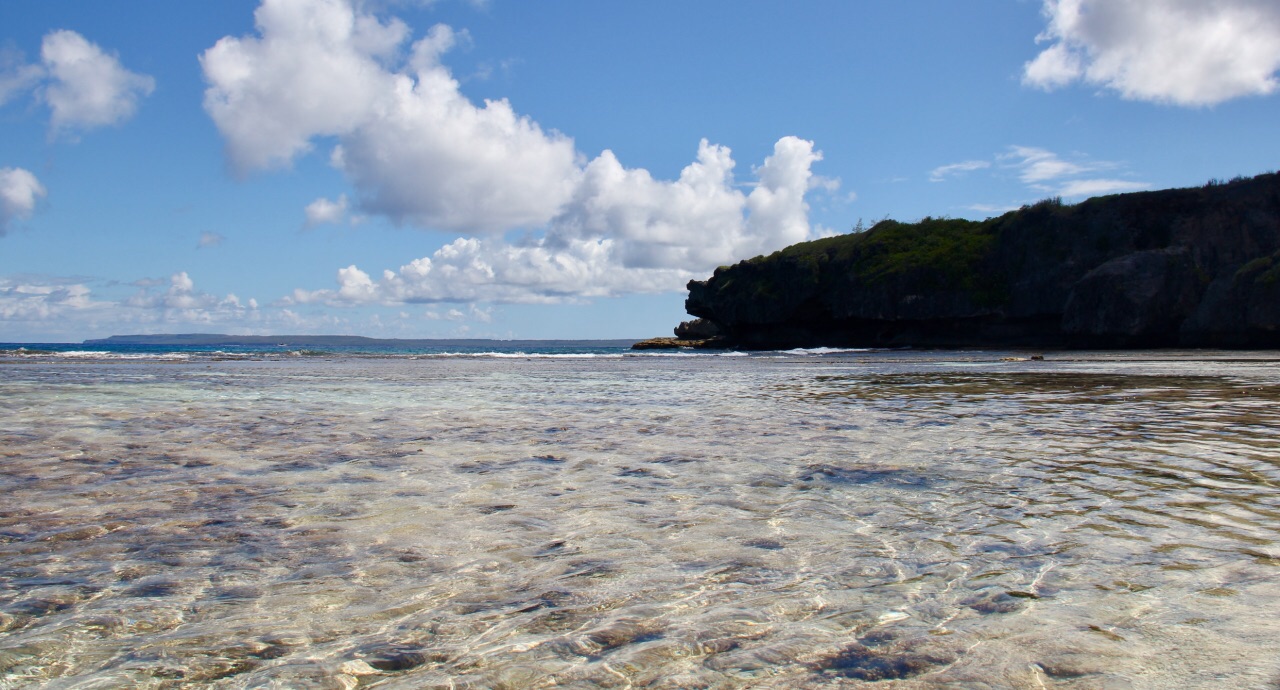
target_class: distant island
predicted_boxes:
[86,334,640,349]
[637,171,1280,350]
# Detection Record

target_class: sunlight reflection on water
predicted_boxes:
[1,353,1279,688]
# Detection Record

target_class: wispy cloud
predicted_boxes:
[999,146,1148,198]
[424,304,492,323]
[197,231,226,248]
[0,47,43,106]
[935,145,1150,214]
[1000,146,1093,184]
[966,202,1022,215]
[929,160,990,182]
[1056,178,1150,197]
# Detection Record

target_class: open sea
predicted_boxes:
[1,343,1278,688]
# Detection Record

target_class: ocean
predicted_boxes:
[1,344,1278,688]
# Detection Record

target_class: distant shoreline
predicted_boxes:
[81,334,642,348]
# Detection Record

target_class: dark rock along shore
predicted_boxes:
[666,171,1280,349]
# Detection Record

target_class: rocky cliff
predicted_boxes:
[682,171,1280,349]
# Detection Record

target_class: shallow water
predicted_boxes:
[2,353,1279,688]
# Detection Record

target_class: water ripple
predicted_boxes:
[1,355,1279,688]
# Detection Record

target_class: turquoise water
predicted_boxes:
[2,350,1279,688]
[0,341,643,360]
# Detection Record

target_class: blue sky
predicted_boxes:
[2,0,1278,342]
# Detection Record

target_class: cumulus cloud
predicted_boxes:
[550,137,819,272]
[290,137,824,305]
[206,0,831,305]
[304,194,349,227]
[0,167,47,235]
[127,271,201,310]
[202,4,579,230]
[115,272,265,329]
[0,272,358,340]
[2,273,239,326]
[0,278,94,321]
[1024,0,1280,106]
[201,0,410,172]
[1,31,154,136]
[289,237,662,305]
[337,26,580,232]
[40,30,155,135]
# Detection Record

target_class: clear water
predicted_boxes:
[2,351,1279,688]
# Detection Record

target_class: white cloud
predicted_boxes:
[198,231,226,248]
[201,0,409,172]
[127,271,203,310]
[551,137,819,272]
[929,160,991,182]
[108,272,262,326]
[335,265,379,301]
[744,136,824,255]
[291,136,824,305]
[304,194,349,227]
[942,146,1150,210]
[0,272,272,339]
[1056,178,1150,197]
[348,22,581,232]
[1001,146,1091,184]
[421,305,490,322]
[469,304,492,322]
[0,278,95,321]
[1024,0,1280,106]
[205,1,829,305]
[966,203,1022,215]
[40,30,155,136]
[0,47,44,106]
[0,271,379,340]
[0,167,47,235]
[202,4,579,230]
[291,236,647,305]
[808,175,842,194]
[1023,43,1082,91]
[999,145,1148,198]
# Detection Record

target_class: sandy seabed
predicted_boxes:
[2,352,1279,688]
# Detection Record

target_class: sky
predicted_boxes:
[2,0,1279,342]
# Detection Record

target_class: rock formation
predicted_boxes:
[677,172,1280,349]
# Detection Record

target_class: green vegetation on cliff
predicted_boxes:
[710,215,1008,317]
[765,217,1002,301]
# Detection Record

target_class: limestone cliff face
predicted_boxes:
[684,172,1280,348]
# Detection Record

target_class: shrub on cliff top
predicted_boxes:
[742,216,1002,300]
